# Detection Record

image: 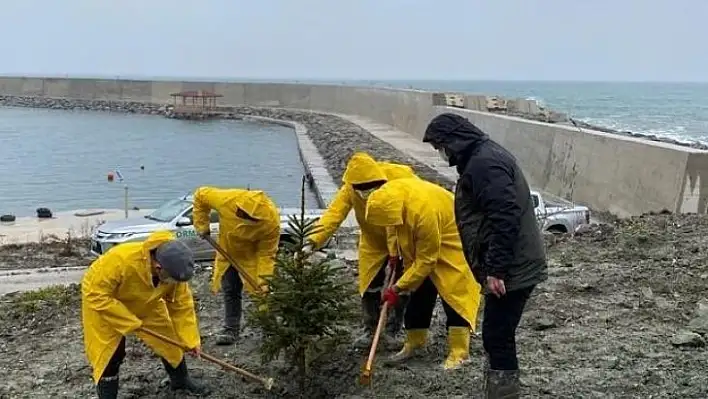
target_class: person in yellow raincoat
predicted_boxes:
[302,152,419,349]
[81,231,208,399]
[192,186,280,345]
[365,177,483,370]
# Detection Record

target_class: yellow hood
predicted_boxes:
[141,230,176,252]
[342,152,387,185]
[365,183,405,226]
[225,189,272,220]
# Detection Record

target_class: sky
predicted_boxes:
[0,0,706,82]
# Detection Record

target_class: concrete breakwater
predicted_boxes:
[3,94,703,151]
[1,77,707,217]
[435,92,708,150]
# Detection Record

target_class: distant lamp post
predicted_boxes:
[108,169,129,219]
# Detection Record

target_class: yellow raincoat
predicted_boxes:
[192,186,280,294]
[307,152,419,295]
[365,178,482,328]
[81,231,200,383]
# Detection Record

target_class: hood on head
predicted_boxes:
[365,183,405,226]
[230,190,272,220]
[422,113,489,165]
[142,230,177,253]
[342,152,387,185]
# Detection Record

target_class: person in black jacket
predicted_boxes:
[423,112,548,399]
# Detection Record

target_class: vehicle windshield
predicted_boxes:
[145,199,192,222]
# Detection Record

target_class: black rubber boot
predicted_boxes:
[215,326,239,346]
[96,376,119,399]
[382,294,408,349]
[352,293,380,349]
[485,368,521,399]
[161,358,211,396]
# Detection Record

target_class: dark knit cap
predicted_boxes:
[153,240,195,282]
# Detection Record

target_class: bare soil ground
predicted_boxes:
[2,214,708,398]
[0,236,91,271]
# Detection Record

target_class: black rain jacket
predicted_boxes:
[423,113,547,292]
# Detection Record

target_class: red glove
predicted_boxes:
[382,287,400,306]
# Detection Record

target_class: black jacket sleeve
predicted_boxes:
[467,158,522,279]
[455,176,485,284]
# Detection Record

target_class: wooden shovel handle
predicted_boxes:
[139,328,275,390]
[362,261,398,377]
[202,235,264,293]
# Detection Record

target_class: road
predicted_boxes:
[0,267,86,295]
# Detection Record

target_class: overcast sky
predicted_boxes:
[0,0,705,81]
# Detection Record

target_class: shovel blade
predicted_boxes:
[359,363,373,386]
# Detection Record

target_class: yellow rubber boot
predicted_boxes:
[443,326,471,370]
[387,329,428,363]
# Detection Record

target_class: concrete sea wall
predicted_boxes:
[1,76,707,217]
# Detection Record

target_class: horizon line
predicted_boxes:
[0,73,706,84]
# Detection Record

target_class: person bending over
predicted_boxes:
[365,177,482,370]
[82,231,208,398]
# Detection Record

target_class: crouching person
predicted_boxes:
[365,178,482,370]
[81,231,209,399]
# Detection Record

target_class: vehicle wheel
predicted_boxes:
[0,214,16,222]
[546,225,568,235]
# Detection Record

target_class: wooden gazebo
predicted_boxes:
[167,90,225,119]
[170,90,224,111]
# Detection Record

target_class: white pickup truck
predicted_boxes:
[531,190,590,234]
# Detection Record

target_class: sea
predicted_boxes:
[1,80,706,217]
[0,107,318,217]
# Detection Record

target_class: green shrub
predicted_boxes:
[246,176,357,392]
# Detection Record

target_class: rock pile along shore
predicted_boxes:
[2,94,705,152]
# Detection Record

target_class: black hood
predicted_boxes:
[422,113,489,166]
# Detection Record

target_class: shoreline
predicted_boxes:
[0,208,153,244]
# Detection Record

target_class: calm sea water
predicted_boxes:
[0,107,318,217]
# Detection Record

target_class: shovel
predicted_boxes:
[359,261,397,386]
[140,327,275,391]
[202,235,264,293]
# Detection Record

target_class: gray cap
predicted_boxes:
[154,240,195,282]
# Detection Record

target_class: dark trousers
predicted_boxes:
[361,257,407,332]
[482,285,535,370]
[404,277,468,329]
[101,337,127,379]
[101,337,184,380]
[222,266,244,329]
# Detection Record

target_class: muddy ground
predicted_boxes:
[0,236,91,271]
[2,214,708,398]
